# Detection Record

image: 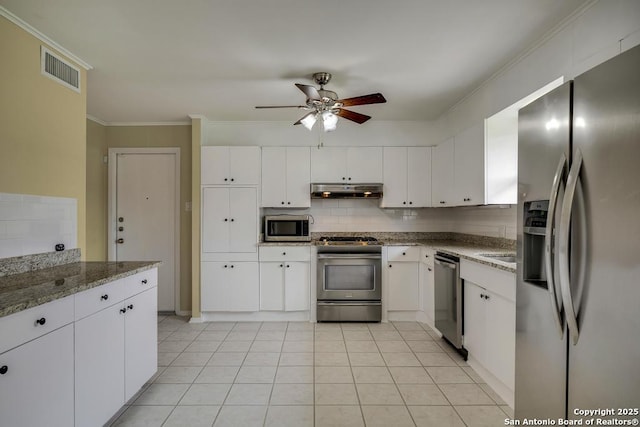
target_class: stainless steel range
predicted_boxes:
[316,236,382,322]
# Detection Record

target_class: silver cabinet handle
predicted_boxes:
[545,153,567,338]
[558,149,583,345]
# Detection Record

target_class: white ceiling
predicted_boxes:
[1,0,588,124]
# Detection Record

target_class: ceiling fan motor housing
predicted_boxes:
[312,72,332,87]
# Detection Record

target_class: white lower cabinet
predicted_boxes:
[0,324,74,427]
[201,261,259,311]
[259,246,310,312]
[461,260,515,405]
[386,247,421,311]
[419,247,435,326]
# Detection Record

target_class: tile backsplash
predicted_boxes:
[264,199,516,239]
[0,193,77,258]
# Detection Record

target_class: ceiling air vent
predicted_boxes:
[41,46,81,93]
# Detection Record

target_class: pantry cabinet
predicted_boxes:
[381,147,432,208]
[261,146,311,207]
[311,147,383,183]
[201,187,258,254]
[201,146,261,185]
[201,261,259,311]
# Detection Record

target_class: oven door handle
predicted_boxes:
[317,254,382,259]
[317,301,382,306]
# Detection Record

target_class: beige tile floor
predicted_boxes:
[109,315,513,427]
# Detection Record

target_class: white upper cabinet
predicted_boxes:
[454,122,485,206]
[431,138,455,206]
[201,146,261,185]
[311,147,382,183]
[261,147,310,207]
[382,147,432,208]
[202,187,257,253]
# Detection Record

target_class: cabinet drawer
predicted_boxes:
[420,247,435,267]
[74,279,127,321]
[259,246,311,262]
[0,295,74,354]
[460,260,515,302]
[123,269,158,300]
[387,246,420,262]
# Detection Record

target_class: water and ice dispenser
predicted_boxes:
[523,200,549,287]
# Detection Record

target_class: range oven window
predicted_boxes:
[324,265,375,291]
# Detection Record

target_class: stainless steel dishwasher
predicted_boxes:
[434,252,467,358]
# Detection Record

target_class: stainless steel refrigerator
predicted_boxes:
[516,44,640,419]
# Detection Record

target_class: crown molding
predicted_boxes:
[0,6,92,70]
[108,121,190,127]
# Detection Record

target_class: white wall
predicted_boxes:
[0,192,78,258]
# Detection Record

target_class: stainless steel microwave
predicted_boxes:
[264,215,311,242]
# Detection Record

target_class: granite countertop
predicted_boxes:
[384,239,516,273]
[0,261,160,318]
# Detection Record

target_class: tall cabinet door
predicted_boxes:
[202,187,230,253]
[381,147,407,207]
[75,305,125,427]
[229,187,257,253]
[286,147,311,207]
[261,147,287,207]
[124,286,158,401]
[454,123,485,205]
[407,147,432,207]
[432,138,454,206]
[229,147,261,185]
[567,44,640,414]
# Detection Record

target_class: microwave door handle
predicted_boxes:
[545,153,566,338]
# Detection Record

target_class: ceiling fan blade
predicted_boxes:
[295,84,321,101]
[255,105,307,109]
[338,93,386,107]
[336,108,371,124]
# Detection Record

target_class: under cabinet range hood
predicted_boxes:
[310,183,383,199]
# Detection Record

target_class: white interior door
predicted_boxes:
[113,151,178,312]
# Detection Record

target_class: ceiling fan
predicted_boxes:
[255,72,386,132]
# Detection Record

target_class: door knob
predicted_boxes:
[0,365,8,375]
[118,217,124,222]
[118,226,124,232]
[35,317,46,326]
[117,238,124,244]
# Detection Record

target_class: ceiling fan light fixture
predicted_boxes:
[322,111,338,132]
[300,112,317,130]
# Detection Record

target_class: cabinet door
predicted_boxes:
[202,187,230,253]
[260,262,284,311]
[432,138,455,206]
[387,262,420,311]
[75,305,125,427]
[229,187,257,253]
[407,147,432,207]
[454,122,485,205]
[0,325,74,427]
[261,147,287,207]
[284,262,310,311]
[311,147,347,182]
[381,147,407,207]
[124,286,158,401]
[286,147,311,207]
[348,147,383,182]
[229,147,261,185]
[201,262,228,311]
[420,263,435,326]
[484,291,516,389]
[463,281,486,361]
[201,146,230,185]
[202,262,259,312]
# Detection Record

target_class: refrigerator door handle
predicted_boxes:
[558,149,583,345]
[545,153,566,338]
